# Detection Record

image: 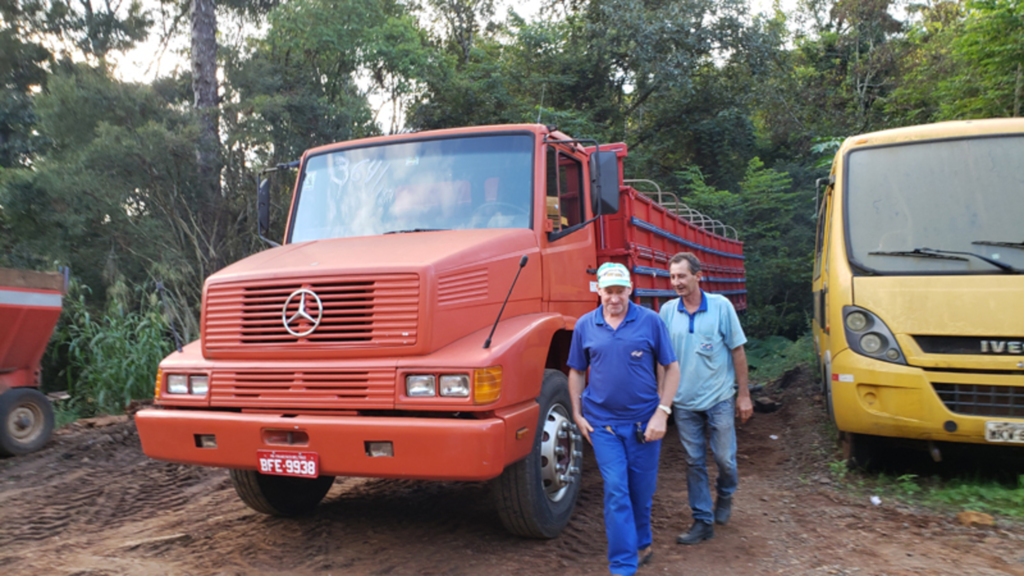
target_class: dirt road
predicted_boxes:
[2,373,1022,576]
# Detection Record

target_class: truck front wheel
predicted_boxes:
[492,369,583,538]
[229,469,335,516]
[0,387,55,456]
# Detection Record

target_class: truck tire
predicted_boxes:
[0,387,55,456]
[229,469,335,516]
[492,369,582,538]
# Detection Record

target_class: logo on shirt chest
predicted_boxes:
[699,342,714,353]
[631,350,645,358]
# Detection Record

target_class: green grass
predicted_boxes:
[746,331,817,386]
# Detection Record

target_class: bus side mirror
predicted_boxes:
[590,150,620,216]
[257,178,271,238]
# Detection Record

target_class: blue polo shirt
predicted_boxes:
[567,302,677,426]
[659,291,747,412]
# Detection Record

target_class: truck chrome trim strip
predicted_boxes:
[0,289,62,309]
[629,217,746,260]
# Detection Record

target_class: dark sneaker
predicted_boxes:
[676,520,714,545]
[638,546,654,566]
[714,495,733,525]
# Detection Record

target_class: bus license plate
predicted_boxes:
[256,450,319,478]
[985,421,1024,444]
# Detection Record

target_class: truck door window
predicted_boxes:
[546,146,585,232]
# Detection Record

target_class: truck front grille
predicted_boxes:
[932,383,1024,418]
[204,274,419,350]
[210,369,396,410]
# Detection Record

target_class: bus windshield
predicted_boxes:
[845,135,1024,274]
[289,134,534,243]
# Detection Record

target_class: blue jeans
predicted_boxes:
[674,397,738,524]
[590,422,662,576]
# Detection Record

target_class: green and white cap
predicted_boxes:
[597,262,631,289]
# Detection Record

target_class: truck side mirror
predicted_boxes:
[257,178,271,238]
[590,150,620,216]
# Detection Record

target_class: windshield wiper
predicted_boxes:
[972,239,1024,250]
[384,228,450,235]
[869,247,1023,273]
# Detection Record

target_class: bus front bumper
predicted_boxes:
[830,350,1024,445]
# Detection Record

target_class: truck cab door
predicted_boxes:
[541,144,598,311]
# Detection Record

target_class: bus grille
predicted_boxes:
[204,274,419,350]
[932,383,1024,418]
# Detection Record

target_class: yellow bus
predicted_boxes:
[813,119,1024,465]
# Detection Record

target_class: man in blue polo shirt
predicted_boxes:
[568,262,680,576]
[659,252,752,546]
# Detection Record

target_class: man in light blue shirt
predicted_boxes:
[658,252,752,546]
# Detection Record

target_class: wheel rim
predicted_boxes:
[6,400,44,444]
[539,403,581,502]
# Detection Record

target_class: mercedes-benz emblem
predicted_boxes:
[282,289,323,337]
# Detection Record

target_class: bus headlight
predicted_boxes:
[842,306,906,365]
[860,333,884,354]
[845,311,869,332]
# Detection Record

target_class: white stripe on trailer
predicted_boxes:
[0,289,63,308]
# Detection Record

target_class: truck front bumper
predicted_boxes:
[136,405,537,481]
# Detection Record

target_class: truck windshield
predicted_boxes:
[846,135,1024,274]
[290,134,534,242]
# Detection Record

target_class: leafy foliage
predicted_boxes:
[679,157,814,339]
[46,281,174,417]
[4,0,1023,421]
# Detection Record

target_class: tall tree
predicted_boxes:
[191,0,218,200]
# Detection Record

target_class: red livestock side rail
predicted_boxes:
[593,143,746,312]
[0,267,65,456]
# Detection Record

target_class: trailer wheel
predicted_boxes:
[0,387,55,456]
[492,369,582,538]
[229,469,335,516]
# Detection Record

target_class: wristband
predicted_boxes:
[657,404,672,416]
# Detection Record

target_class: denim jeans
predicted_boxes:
[673,397,738,524]
[590,422,662,576]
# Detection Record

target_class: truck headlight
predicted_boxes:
[406,374,436,397]
[439,375,470,397]
[189,375,209,395]
[167,374,188,395]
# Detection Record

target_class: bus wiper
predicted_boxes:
[869,247,1022,273]
[973,239,1024,250]
[384,228,450,235]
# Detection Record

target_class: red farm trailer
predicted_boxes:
[592,143,746,313]
[0,267,65,456]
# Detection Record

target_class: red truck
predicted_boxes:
[136,124,744,537]
[0,267,65,456]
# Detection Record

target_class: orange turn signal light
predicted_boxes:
[155,368,163,398]
[474,366,502,404]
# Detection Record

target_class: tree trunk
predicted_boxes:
[190,0,226,274]
[191,0,219,200]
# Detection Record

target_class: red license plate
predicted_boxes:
[256,450,319,478]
